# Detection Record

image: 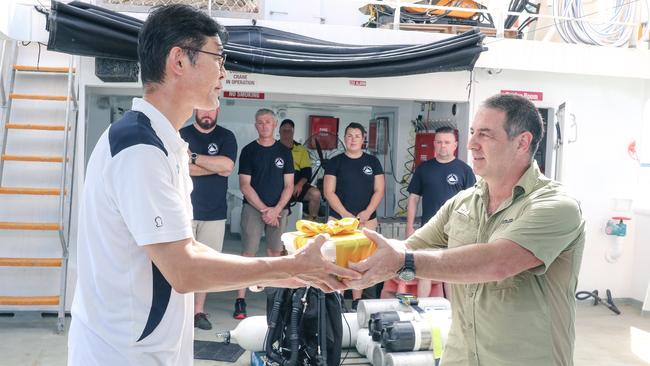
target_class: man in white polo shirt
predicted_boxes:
[68,5,359,366]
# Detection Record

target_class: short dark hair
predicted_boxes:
[483,94,544,159]
[344,122,366,135]
[138,4,228,85]
[280,119,295,129]
[435,126,456,140]
[255,108,276,121]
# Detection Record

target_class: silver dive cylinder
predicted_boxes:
[356,297,451,328]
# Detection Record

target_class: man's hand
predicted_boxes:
[345,229,406,290]
[292,181,304,198]
[357,210,371,225]
[405,225,415,238]
[293,234,361,292]
[261,206,281,227]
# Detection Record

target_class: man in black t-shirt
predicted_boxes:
[235,108,294,319]
[180,108,237,330]
[406,127,476,235]
[405,126,475,297]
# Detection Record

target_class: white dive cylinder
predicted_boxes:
[364,341,383,365]
[214,316,268,352]
[355,330,372,356]
[215,313,359,352]
[384,350,437,366]
[371,342,387,366]
[356,297,451,328]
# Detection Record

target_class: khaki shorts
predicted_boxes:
[241,203,288,254]
[192,219,226,252]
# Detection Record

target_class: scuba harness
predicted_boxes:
[264,287,343,366]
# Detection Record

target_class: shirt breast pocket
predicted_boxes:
[444,212,478,248]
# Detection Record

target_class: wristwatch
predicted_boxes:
[397,251,416,281]
[190,152,198,165]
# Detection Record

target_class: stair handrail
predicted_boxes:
[55,53,78,333]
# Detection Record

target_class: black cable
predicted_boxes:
[575,289,621,315]
[517,17,537,32]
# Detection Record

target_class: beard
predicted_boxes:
[196,117,217,130]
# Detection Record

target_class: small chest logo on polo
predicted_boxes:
[447,173,459,185]
[208,143,219,155]
[275,157,285,169]
[362,166,373,175]
[501,218,514,225]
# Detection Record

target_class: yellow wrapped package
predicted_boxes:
[280,218,376,268]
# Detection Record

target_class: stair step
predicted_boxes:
[0,296,59,306]
[5,123,66,131]
[1,155,65,163]
[0,187,62,195]
[9,93,68,101]
[13,65,74,73]
[0,258,62,267]
[0,222,60,231]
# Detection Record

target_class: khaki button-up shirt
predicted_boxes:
[407,162,585,366]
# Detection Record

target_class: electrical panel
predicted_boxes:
[307,116,339,150]
[368,117,389,154]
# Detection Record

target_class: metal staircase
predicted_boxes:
[0,40,78,333]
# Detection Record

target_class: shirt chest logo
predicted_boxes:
[501,218,514,225]
[274,157,285,169]
[447,173,459,185]
[208,143,219,155]
[362,165,373,175]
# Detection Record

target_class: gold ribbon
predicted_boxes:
[295,217,360,237]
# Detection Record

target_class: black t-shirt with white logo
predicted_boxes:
[180,124,237,220]
[325,152,384,219]
[239,140,294,207]
[408,158,476,225]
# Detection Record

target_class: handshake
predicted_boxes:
[277,218,408,293]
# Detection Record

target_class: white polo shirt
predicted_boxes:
[68,98,195,365]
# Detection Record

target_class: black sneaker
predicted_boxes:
[233,298,247,319]
[194,312,212,330]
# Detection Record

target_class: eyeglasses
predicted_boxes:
[183,47,227,68]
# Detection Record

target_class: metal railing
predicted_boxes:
[96,0,261,17]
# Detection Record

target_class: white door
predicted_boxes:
[552,102,577,182]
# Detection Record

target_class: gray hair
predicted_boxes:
[255,108,276,121]
[482,94,544,159]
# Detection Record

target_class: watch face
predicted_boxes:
[398,269,415,282]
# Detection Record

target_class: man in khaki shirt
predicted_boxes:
[347,94,585,366]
